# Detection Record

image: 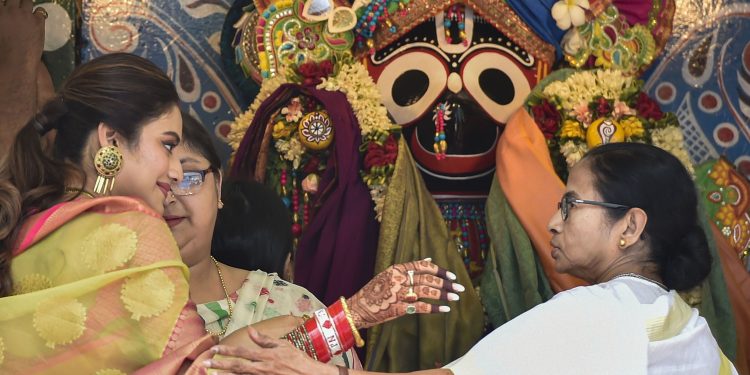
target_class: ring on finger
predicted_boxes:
[405,287,417,301]
[407,270,414,287]
[405,305,417,314]
[33,6,48,19]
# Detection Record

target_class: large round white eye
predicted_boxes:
[375,51,448,125]
[462,52,532,124]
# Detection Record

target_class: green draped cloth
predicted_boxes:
[694,184,739,362]
[480,177,554,327]
[365,138,484,371]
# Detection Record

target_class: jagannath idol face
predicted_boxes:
[366,4,540,193]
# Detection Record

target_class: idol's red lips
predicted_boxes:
[156,182,171,198]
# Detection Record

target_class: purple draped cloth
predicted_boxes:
[231,84,378,305]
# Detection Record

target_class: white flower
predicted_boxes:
[369,184,388,222]
[562,29,584,55]
[650,127,694,175]
[560,141,587,168]
[552,0,590,30]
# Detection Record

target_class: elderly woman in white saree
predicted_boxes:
[201,142,738,375]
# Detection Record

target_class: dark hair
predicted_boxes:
[212,179,293,276]
[0,53,179,297]
[582,142,711,291]
[181,112,221,172]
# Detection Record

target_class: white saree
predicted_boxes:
[446,276,737,375]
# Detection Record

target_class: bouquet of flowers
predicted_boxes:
[527,68,692,180]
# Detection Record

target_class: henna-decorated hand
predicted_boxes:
[346,259,465,329]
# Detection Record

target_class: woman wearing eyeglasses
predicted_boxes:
[0,54,458,373]
[163,113,464,370]
[162,113,360,367]
[204,142,738,375]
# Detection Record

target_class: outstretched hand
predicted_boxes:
[205,327,336,375]
[346,259,465,330]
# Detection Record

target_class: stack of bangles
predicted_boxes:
[284,297,365,363]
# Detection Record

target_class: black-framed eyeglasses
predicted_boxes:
[557,194,630,221]
[171,168,213,196]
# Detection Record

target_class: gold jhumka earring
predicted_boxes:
[93,145,123,195]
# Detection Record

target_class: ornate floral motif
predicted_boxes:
[697,158,750,264]
[81,223,137,273]
[33,298,87,349]
[366,0,556,65]
[13,273,53,295]
[299,111,334,150]
[120,269,175,321]
[561,5,657,74]
[528,68,693,178]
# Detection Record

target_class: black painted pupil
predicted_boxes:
[392,70,430,107]
[479,69,514,105]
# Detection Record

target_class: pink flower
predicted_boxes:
[613,101,634,118]
[572,102,592,125]
[281,98,303,122]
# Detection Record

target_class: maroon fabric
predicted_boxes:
[613,0,654,26]
[230,84,378,305]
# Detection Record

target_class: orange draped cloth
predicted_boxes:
[711,224,750,375]
[495,109,587,292]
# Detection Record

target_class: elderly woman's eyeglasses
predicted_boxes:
[171,168,213,196]
[557,195,629,221]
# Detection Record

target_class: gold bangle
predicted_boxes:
[340,297,365,348]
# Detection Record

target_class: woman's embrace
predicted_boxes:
[205,142,739,375]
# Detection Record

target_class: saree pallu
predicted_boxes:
[197,270,357,368]
[0,197,214,374]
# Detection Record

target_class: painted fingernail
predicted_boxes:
[453,283,465,292]
[202,360,212,367]
[448,292,459,301]
[446,271,457,280]
[423,257,432,262]
[438,305,451,312]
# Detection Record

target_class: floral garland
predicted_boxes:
[527,68,693,179]
[228,59,399,221]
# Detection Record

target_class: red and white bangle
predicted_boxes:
[328,299,354,349]
[290,297,363,363]
[314,308,344,356]
[304,314,332,363]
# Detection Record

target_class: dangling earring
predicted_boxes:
[619,238,627,248]
[93,145,123,196]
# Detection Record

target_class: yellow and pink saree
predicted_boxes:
[0,196,214,374]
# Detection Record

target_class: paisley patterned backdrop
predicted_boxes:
[80,0,244,162]
[645,0,750,176]
[74,0,750,172]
